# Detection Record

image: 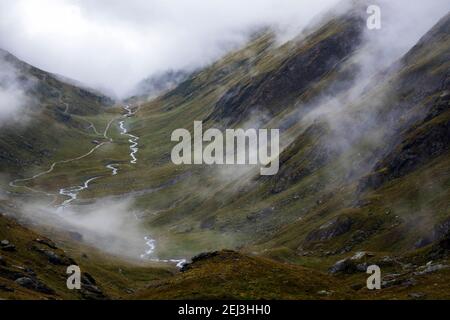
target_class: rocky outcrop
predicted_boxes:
[15,277,55,295]
[328,252,372,274]
[180,251,222,272]
[1,240,16,252]
[80,273,108,300]
[306,216,354,243]
[358,14,450,192]
[208,14,364,125]
[360,114,450,191]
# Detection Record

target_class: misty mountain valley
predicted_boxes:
[0,0,449,305]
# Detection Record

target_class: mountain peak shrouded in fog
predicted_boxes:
[128,69,191,101]
[1,0,449,98]
[0,0,342,98]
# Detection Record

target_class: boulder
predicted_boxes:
[0,240,16,252]
[1,245,16,252]
[43,250,65,265]
[306,216,353,243]
[34,238,57,249]
[180,251,224,272]
[329,258,358,274]
[15,277,55,295]
[414,262,448,276]
[80,273,107,300]
[32,246,72,265]
[356,263,368,272]
[191,251,220,263]
[351,251,367,260]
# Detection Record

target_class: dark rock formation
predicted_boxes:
[306,216,354,243]
[15,277,55,295]
[208,14,364,125]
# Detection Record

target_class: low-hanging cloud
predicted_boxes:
[0,0,340,98]
[17,197,150,260]
[279,0,450,186]
[0,52,32,124]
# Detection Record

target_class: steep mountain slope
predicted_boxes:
[361,13,450,191]
[107,6,372,258]
[257,11,450,255]
[208,11,364,125]
[0,212,107,299]
[113,5,450,289]
[127,70,190,103]
[126,9,450,299]
[0,211,174,299]
[0,49,113,174]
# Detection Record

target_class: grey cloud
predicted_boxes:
[0,52,32,124]
[0,0,340,98]
[0,1,448,100]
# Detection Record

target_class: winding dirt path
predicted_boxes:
[9,104,186,266]
[9,104,121,199]
[9,141,108,190]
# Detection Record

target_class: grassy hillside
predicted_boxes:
[0,49,114,175]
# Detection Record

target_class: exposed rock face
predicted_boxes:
[32,246,75,266]
[0,240,16,252]
[15,277,55,295]
[438,235,450,251]
[131,70,190,100]
[209,14,364,125]
[358,14,450,192]
[306,216,354,243]
[0,211,107,300]
[180,250,239,272]
[34,238,57,249]
[80,273,108,300]
[180,251,222,272]
[329,258,358,274]
[270,122,338,193]
[361,101,450,191]
[416,218,450,249]
[426,219,450,259]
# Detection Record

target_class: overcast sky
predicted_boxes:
[0,0,449,99]
[0,0,340,98]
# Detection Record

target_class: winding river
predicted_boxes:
[55,106,139,212]
[141,236,186,268]
[9,104,185,267]
[118,106,139,164]
[106,164,119,176]
[58,177,99,210]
